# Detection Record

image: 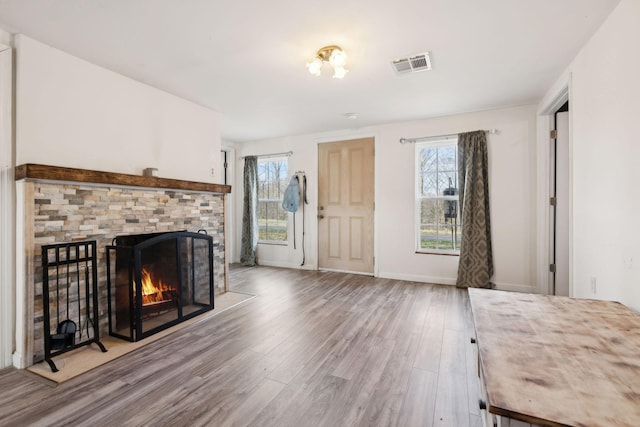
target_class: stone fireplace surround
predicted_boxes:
[14,164,231,367]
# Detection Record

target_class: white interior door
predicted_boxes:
[318,138,374,274]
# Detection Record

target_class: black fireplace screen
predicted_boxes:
[106,231,214,342]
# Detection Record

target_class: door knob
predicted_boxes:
[318,214,324,219]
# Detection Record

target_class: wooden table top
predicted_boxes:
[469,288,640,427]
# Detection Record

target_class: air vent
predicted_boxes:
[392,52,432,75]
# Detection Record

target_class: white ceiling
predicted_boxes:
[0,0,621,142]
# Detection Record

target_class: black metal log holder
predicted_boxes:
[41,241,107,372]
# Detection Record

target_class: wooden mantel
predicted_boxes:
[15,164,231,193]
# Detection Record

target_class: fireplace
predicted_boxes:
[106,231,215,342]
[14,164,230,368]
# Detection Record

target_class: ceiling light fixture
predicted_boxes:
[306,45,348,79]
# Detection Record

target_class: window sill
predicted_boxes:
[415,250,460,257]
[258,241,288,247]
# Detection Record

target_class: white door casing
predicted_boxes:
[554,111,570,296]
[0,44,14,368]
[536,77,571,295]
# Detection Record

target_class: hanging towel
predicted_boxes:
[282,175,300,249]
[282,176,300,212]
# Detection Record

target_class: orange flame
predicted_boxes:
[138,268,174,305]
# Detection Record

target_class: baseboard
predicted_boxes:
[376,272,456,286]
[377,272,534,292]
[252,265,534,293]
[12,351,26,369]
[494,282,536,293]
[257,259,316,271]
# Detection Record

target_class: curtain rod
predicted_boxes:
[399,129,498,144]
[240,150,293,160]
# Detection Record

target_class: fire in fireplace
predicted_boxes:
[106,231,214,342]
[140,267,177,309]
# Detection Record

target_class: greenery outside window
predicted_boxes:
[415,137,461,254]
[258,157,288,243]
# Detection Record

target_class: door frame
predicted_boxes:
[220,145,235,291]
[0,43,14,368]
[316,133,377,276]
[536,75,572,296]
[552,108,570,296]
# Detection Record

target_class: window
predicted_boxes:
[415,137,461,253]
[257,157,288,243]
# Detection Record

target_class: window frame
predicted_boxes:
[257,156,289,245]
[414,137,461,255]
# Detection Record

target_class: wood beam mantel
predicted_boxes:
[15,164,231,194]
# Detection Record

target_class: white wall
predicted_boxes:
[0,28,11,46]
[235,134,319,270]
[11,35,224,368]
[541,0,640,309]
[15,35,222,183]
[235,105,538,291]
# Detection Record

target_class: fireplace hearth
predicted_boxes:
[106,231,215,342]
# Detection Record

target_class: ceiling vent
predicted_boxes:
[391,52,432,75]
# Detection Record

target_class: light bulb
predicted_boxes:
[329,49,347,67]
[332,66,348,79]
[306,58,323,76]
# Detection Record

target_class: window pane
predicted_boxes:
[257,163,267,199]
[438,145,457,172]
[258,159,289,201]
[421,173,438,197]
[438,225,455,249]
[420,199,441,225]
[257,201,269,240]
[443,199,460,223]
[420,223,460,251]
[420,224,439,250]
[439,172,458,196]
[258,200,287,241]
[420,147,438,173]
[276,162,288,195]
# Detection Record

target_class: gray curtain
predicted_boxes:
[456,131,494,288]
[240,156,258,266]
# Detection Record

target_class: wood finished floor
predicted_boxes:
[0,267,482,427]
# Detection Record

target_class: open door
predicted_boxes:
[550,105,570,296]
[317,138,374,274]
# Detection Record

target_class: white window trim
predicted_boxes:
[414,137,461,255]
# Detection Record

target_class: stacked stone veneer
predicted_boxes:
[29,181,226,363]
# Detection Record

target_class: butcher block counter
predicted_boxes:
[468,288,640,427]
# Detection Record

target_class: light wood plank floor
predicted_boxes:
[0,267,482,427]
